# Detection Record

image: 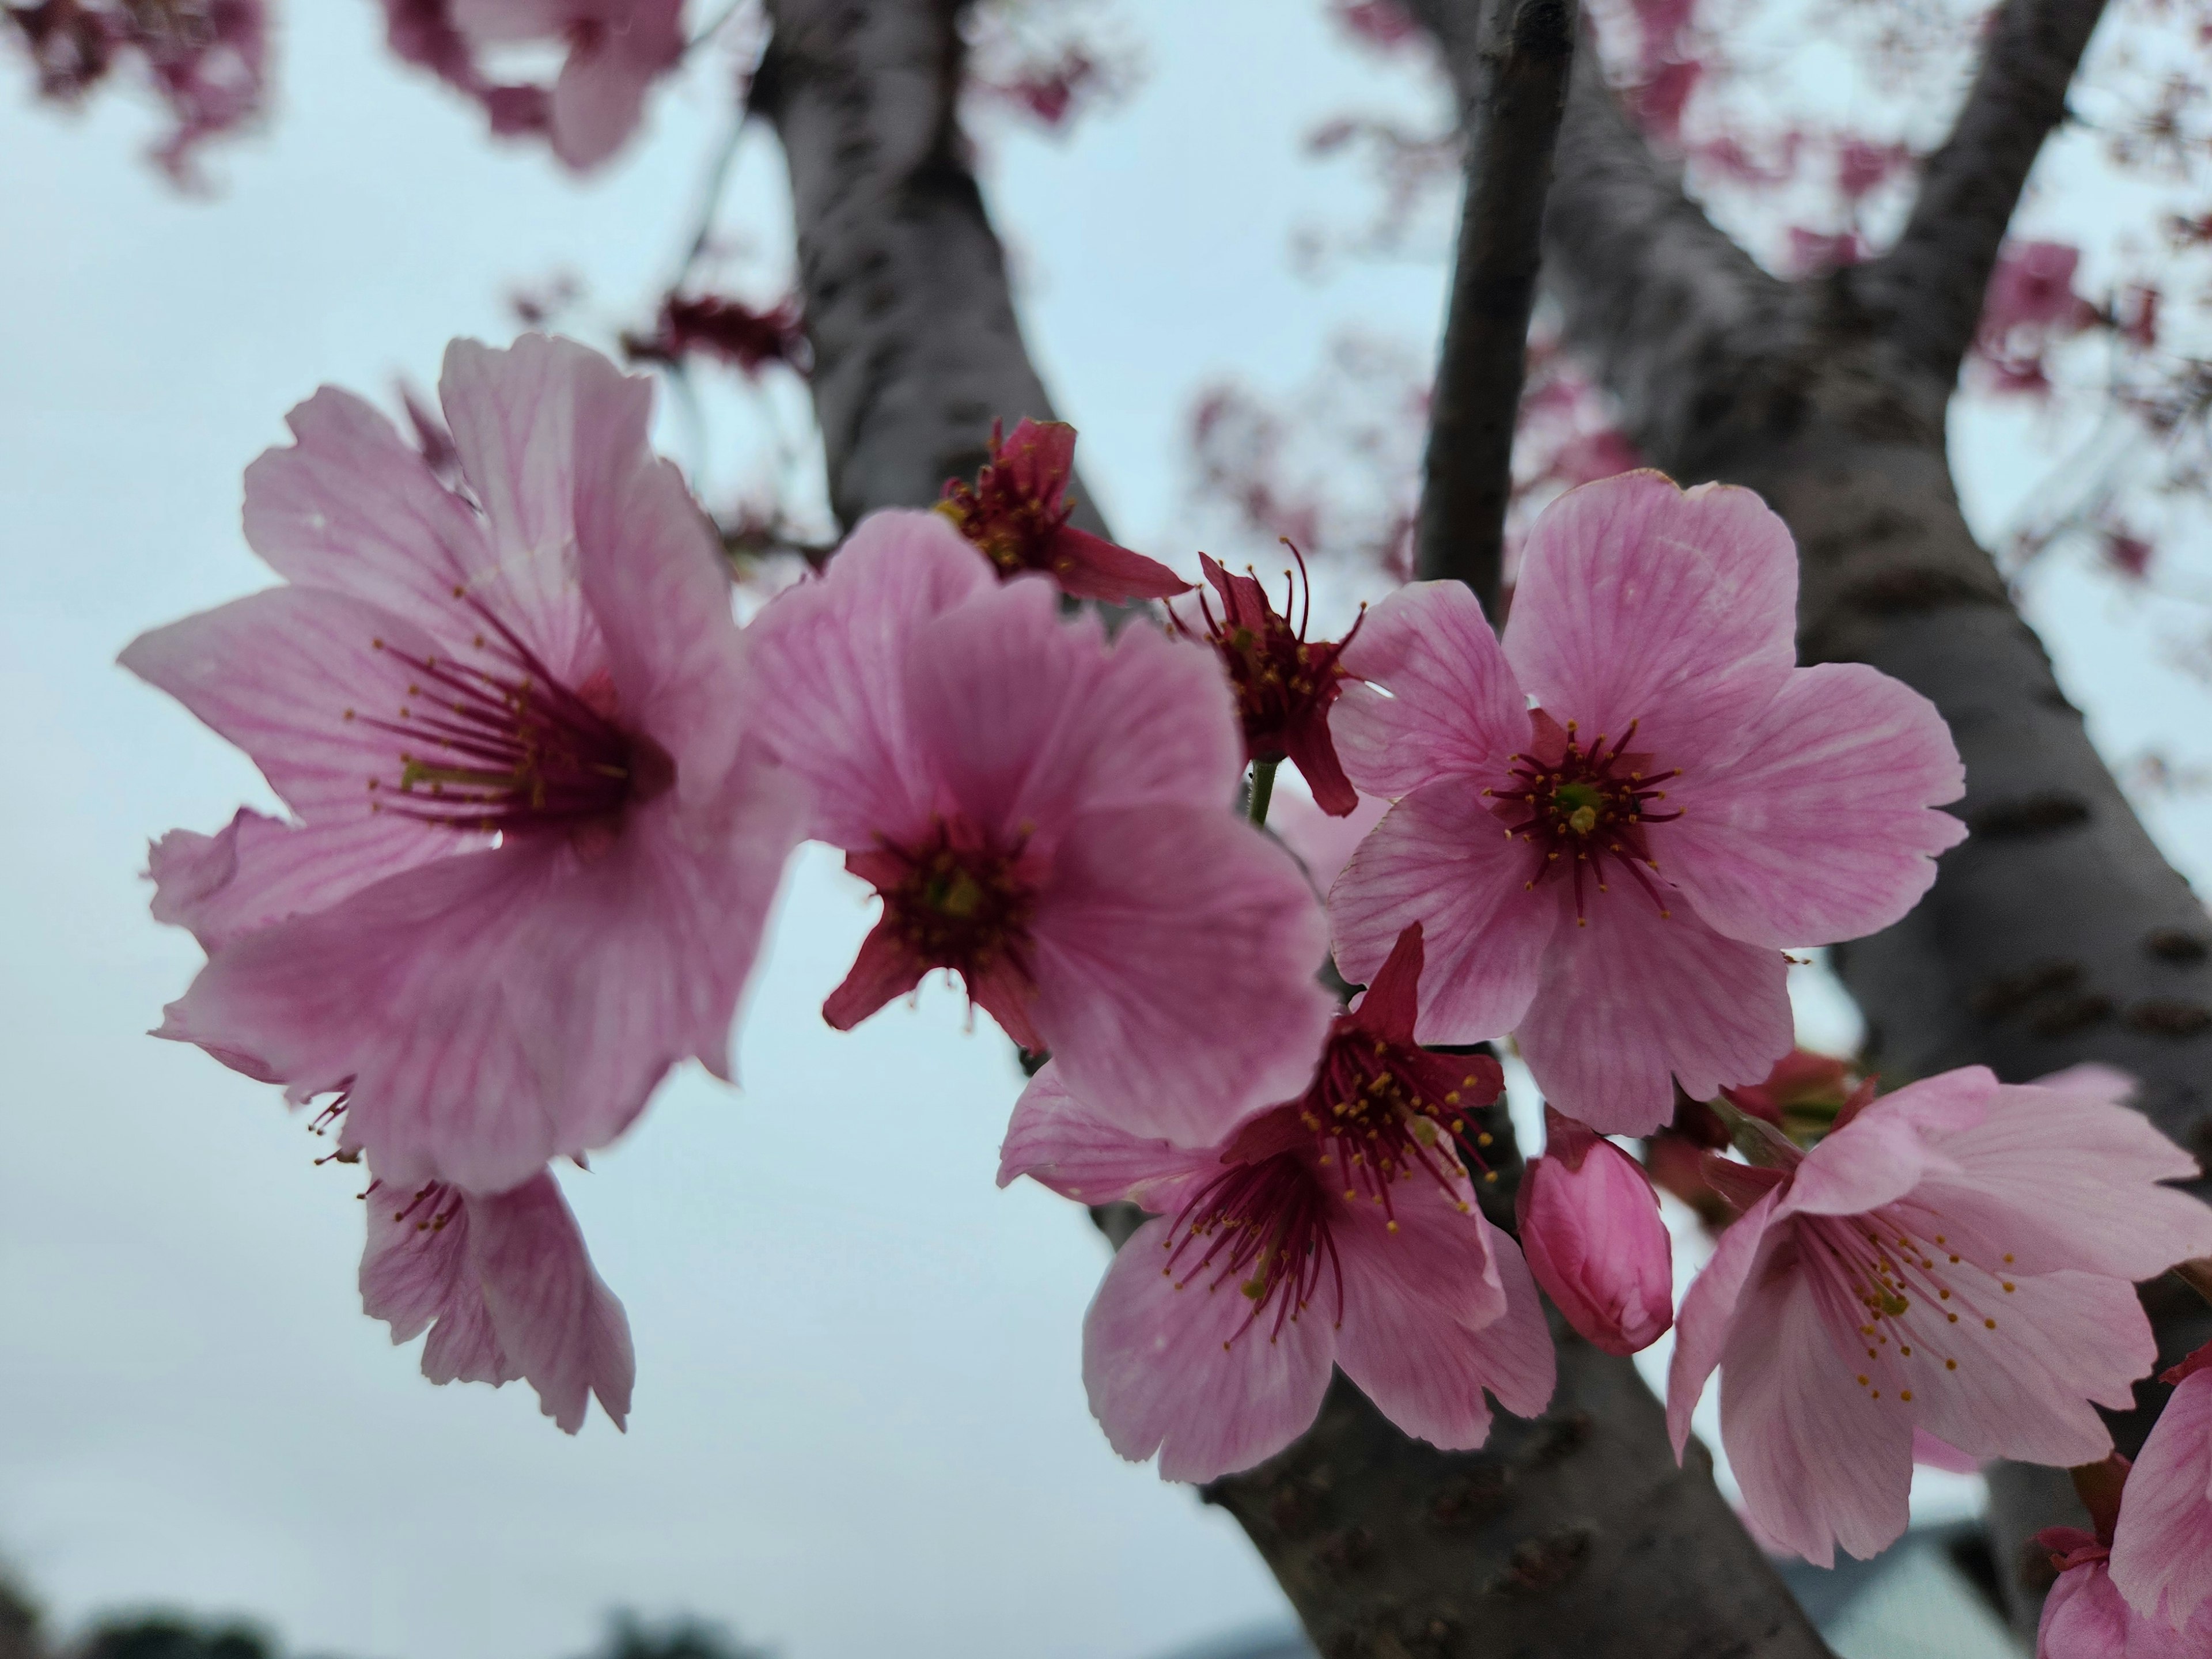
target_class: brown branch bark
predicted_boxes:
[1861,0,2115,385]
[1414,0,1578,606]
[1525,14,2212,1644]
[752,0,1105,536]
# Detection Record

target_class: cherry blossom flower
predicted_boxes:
[2111,1345,2212,1628]
[745,508,1331,1145]
[936,418,1190,603]
[126,335,806,1195]
[361,1164,632,1434]
[1665,1065,2212,1565]
[1516,1105,1673,1356]
[379,0,684,171]
[1328,469,1965,1133]
[1172,546,1363,816]
[998,925,1550,1480]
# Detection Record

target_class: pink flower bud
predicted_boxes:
[1516,1106,1674,1356]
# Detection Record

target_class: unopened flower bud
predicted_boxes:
[1516,1105,1674,1356]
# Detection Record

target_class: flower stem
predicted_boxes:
[1248,758,1280,826]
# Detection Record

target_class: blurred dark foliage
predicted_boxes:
[582,1613,770,1659]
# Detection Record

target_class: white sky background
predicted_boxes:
[2,3,2210,1658]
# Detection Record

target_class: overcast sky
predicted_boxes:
[3,5,2209,1659]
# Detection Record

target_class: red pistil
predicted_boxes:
[357,600,671,836]
[1485,710,1680,920]
[1165,1137,1346,1342]
[1175,543,1364,816]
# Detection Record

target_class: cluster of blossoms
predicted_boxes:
[131,337,2212,1628]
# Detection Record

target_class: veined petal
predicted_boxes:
[1334,579,1528,800]
[437,335,646,684]
[746,509,995,848]
[149,807,453,950]
[997,1063,1218,1208]
[1030,804,1333,1147]
[1666,1187,1783,1456]
[1327,781,1558,1044]
[2112,1369,2212,1626]
[1662,663,1965,948]
[1515,896,1791,1135]
[467,1171,636,1433]
[1082,1215,1336,1483]
[1503,472,1798,776]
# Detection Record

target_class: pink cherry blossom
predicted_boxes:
[381,0,684,171]
[745,509,1333,1146]
[1329,469,1965,1133]
[361,1165,632,1434]
[1516,1105,1673,1355]
[1665,1065,2212,1565]
[999,926,1550,1481]
[2111,1352,2212,1628]
[2038,1529,2212,1659]
[1271,786,1389,896]
[126,335,806,1195]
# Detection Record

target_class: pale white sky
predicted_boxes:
[1,5,2205,1658]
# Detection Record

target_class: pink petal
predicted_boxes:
[1666,1187,1783,1456]
[1048,526,1194,603]
[149,807,449,950]
[466,1170,635,1433]
[1911,1426,1979,1473]
[747,509,996,849]
[1327,781,1559,1043]
[1897,1080,2212,1279]
[2033,1062,2138,1109]
[1333,579,1529,800]
[820,915,930,1033]
[1333,1199,1554,1449]
[2040,1558,2212,1659]
[168,766,800,1195]
[575,444,756,794]
[436,335,650,684]
[547,12,670,172]
[1780,1072,1991,1218]
[1030,803,1334,1147]
[1502,472,1798,776]
[902,576,1243,846]
[361,1177,512,1382]
[1718,1229,1915,1564]
[240,384,498,642]
[1270,786,1388,896]
[1514,896,1792,1134]
[995,1063,1217,1207]
[120,587,457,826]
[1661,662,1965,948]
[1082,1215,1336,1482]
[2112,1369,2212,1625]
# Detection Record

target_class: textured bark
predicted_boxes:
[1523,4,2212,1639]
[1860,0,2115,384]
[1415,0,1579,605]
[753,0,1106,535]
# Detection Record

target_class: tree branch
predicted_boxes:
[1413,0,1578,606]
[753,0,1105,535]
[1863,0,2114,385]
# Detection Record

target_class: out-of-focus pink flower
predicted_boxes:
[378,0,683,171]
[1836,138,1910,203]
[2111,1349,2212,1628]
[1172,547,1362,815]
[1271,786,1388,895]
[1328,470,1965,1134]
[624,292,810,380]
[1665,1065,2212,1565]
[1786,226,1867,274]
[1328,0,1420,50]
[937,419,1190,603]
[746,509,1332,1147]
[1517,1105,1673,1355]
[999,925,1548,1482]
[6,0,267,182]
[2039,1457,2212,1659]
[1974,240,2099,397]
[361,1165,632,1433]
[126,335,806,1195]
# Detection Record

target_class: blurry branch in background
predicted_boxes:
[1414,0,1577,608]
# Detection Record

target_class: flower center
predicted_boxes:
[1485,715,1681,921]
[1298,1027,1494,1218]
[1796,1208,2022,1406]
[357,604,671,836]
[1162,1134,1345,1343]
[869,820,1038,982]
